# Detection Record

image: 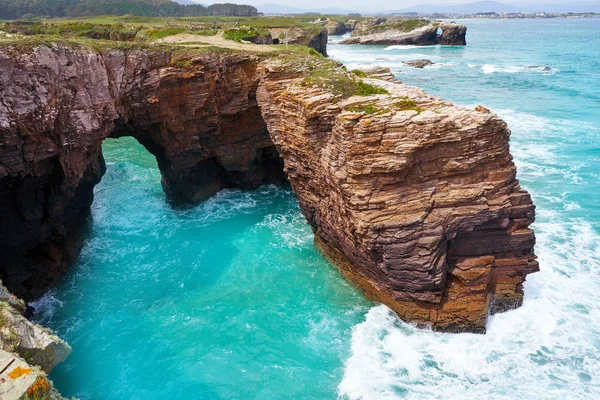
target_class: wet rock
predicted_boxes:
[527,65,552,71]
[0,283,70,374]
[403,59,434,68]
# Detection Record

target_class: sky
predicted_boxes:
[197,0,600,13]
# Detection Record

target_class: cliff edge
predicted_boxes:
[340,21,467,46]
[257,57,537,332]
[0,42,536,334]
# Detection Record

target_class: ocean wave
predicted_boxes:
[384,45,438,51]
[256,212,313,249]
[337,104,599,400]
[339,218,600,400]
[425,62,456,69]
[481,64,558,75]
[30,291,63,324]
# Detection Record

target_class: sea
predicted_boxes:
[31,18,600,399]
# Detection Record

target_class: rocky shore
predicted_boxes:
[0,40,537,391]
[0,282,70,399]
[339,20,467,46]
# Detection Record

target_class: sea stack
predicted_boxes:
[340,21,467,46]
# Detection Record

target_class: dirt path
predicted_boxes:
[156,32,277,53]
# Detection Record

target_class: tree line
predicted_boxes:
[0,0,259,20]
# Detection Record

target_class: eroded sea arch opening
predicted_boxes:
[0,45,535,336]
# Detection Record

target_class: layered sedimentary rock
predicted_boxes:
[0,43,536,333]
[0,348,64,400]
[257,59,537,333]
[0,44,285,299]
[0,283,70,373]
[0,282,68,399]
[340,22,466,46]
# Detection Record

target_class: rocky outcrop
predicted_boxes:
[0,282,68,399]
[307,30,328,57]
[0,283,70,373]
[404,59,434,68]
[1,348,64,400]
[0,43,536,333]
[344,20,361,32]
[0,44,286,299]
[438,22,467,45]
[267,27,328,56]
[325,20,348,36]
[257,58,537,333]
[340,22,467,46]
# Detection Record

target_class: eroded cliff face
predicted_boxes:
[257,60,537,333]
[0,44,285,299]
[0,43,536,334]
[340,22,467,46]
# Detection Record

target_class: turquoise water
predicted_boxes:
[34,18,600,399]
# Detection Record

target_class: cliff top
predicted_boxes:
[0,15,334,55]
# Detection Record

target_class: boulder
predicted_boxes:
[404,59,434,68]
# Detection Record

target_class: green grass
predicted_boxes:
[171,58,195,69]
[301,72,388,98]
[346,103,383,114]
[392,97,422,112]
[345,97,423,116]
[351,69,367,78]
[8,15,326,36]
[142,27,186,40]
[2,21,221,42]
[2,16,326,44]
[223,27,262,42]
[291,55,389,98]
[356,81,388,96]
[365,19,430,34]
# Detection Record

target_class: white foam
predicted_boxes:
[384,45,438,51]
[30,291,63,324]
[481,64,558,75]
[339,106,600,399]
[256,212,313,249]
[340,218,600,399]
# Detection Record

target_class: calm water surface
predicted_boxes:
[34,18,600,399]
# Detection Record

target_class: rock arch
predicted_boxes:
[437,22,467,46]
[0,46,286,299]
[0,45,535,332]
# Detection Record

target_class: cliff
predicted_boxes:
[257,58,537,333]
[0,43,286,300]
[0,42,536,335]
[340,21,467,46]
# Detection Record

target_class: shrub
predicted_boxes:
[351,69,367,78]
